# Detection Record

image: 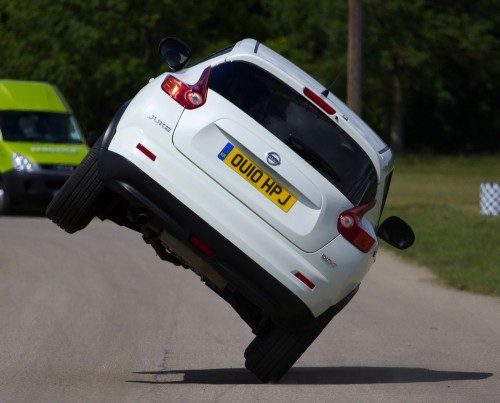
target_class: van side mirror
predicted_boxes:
[378,216,415,250]
[158,37,191,71]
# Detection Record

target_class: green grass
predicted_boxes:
[382,155,500,296]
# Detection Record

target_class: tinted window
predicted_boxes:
[0,111,84,144]
[209,61,377,205]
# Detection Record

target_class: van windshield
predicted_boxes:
[0,111,84,144]
[209,61,377,205]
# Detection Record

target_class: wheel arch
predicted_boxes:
[100,100,132,154]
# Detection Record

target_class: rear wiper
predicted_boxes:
[283,134,341,182]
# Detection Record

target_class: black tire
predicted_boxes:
[0,181,11,215]
[46,136,105,233]
[244,319,330,383]
[244,288,358,383]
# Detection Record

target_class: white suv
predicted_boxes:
[47,38,414,382]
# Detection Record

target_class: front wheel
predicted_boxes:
[244,287,359,382]
[46,136,106,233]
[0,181,11,215]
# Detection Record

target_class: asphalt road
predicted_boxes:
[1,216,499,402]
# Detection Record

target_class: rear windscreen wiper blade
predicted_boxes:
[283,135,341,182]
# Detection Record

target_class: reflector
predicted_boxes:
[189,234,215,256]
[136,143,156,161]
[294,271,316,290]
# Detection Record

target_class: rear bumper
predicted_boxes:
[1,169,73,204]
[96,100,366,329]
[99,147,316,330]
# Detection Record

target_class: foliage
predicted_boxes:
[0,0,271,134]
[0,0,498,154]
[383,155,500,296]
[364,0,500,153]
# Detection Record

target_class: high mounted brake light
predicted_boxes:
[161,66,211,109]
[303,87,336,115]
[337,200,377,253]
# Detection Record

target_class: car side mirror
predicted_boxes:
[158,37,191,71]
[378,216,415,250]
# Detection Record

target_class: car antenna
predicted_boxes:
[321,75,341,97]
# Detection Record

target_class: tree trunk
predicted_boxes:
[390,76,405,155]
[347,0,363,116]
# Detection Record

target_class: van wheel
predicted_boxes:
[244,320,330,383]
[0,182,11,215]
[46,136,105,233]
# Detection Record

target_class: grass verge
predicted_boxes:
[381,155,500,297]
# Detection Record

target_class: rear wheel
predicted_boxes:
[244,318,331,383]
[46,136,106,233]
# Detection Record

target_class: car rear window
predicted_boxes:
[208,61,377,205]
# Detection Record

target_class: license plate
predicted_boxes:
[218,143,297,212]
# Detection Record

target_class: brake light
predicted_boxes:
[303,87,336,115]
[337,200,377,253]
[161,66,211,109]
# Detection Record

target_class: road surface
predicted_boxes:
[1,216,499,402]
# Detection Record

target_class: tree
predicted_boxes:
[363,0,499,154]
[0,0,271,135]
[1,0,498,153]
[347,0,363,116]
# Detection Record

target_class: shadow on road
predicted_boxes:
[129,366,493,385]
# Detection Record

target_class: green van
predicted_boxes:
[0,80,89,213]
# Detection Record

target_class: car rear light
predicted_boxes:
[161,66,211,109]
[303,87,336,115]
[337,200,377,253]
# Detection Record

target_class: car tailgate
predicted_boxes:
[172,95,350,252]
